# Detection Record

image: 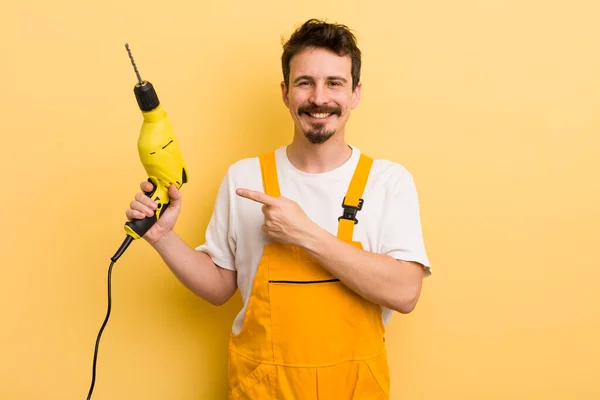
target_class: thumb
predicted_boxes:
[168,184,182,205]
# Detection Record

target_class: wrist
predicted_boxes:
[148,228,176,249]
[299,222,329,253]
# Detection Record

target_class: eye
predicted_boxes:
[328,81,342,87]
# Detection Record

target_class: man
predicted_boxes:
[126,18,431,399]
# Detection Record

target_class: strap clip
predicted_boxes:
[338,197,364,225]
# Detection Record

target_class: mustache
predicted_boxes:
[298,105,341,116]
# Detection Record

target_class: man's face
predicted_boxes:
[281,47,361,144]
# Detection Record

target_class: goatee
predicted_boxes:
[297,104,341,144]
[305,123,335,144]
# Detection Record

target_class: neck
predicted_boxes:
[287,133,352,174]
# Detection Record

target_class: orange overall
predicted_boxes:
[228,151,390,399]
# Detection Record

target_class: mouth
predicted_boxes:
[305,112,334,120]
[298,106,341,121]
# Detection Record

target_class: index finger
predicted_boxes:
[236,188,277,206]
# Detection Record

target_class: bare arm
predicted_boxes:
[127,181,237,306]
[301,228,424,313]
[150,231,237,305]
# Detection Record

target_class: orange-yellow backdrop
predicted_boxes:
[2,0,599,399]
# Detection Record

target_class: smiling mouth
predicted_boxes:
[306,112,333,119]
[298,105,341,120]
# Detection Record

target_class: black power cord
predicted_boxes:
[86,236,133,400]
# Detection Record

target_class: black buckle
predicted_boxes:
[338,197,364,225]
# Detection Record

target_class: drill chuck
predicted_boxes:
[134,81,160,111]
[125,43,160,111]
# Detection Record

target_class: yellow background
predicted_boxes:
[2,0,599,399]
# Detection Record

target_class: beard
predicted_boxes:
[305,123,335,144]
[298,104,341,145]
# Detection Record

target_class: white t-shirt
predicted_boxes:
[196,144,431,335]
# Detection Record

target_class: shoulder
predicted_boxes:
[226,146,285,177]
[221,148,283,190]
[227,156,260,176]
[363,152,416,191]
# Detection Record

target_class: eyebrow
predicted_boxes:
[293,75,348,84]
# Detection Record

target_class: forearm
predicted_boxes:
[150,230,235,305]
[301,227,424,313]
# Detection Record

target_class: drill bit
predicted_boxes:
[125,43,143,85]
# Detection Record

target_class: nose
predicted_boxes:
[308,82,329,105]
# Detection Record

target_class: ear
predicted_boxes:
[281,81,290,108]
[351,81,362,109]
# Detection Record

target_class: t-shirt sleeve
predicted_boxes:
[380,169,432,277]
[195,168,237,271]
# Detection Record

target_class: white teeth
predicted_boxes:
[309,113,331,119]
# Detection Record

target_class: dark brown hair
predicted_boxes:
[281,19,361,90]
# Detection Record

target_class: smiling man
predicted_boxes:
[126,18,431,399]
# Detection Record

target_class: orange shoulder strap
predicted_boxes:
[258,151,280,198]
[337,154,374,242]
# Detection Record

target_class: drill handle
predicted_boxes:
[124,177,170,239]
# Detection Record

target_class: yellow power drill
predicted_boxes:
[86,44,188,400]
[111,43,189,260]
